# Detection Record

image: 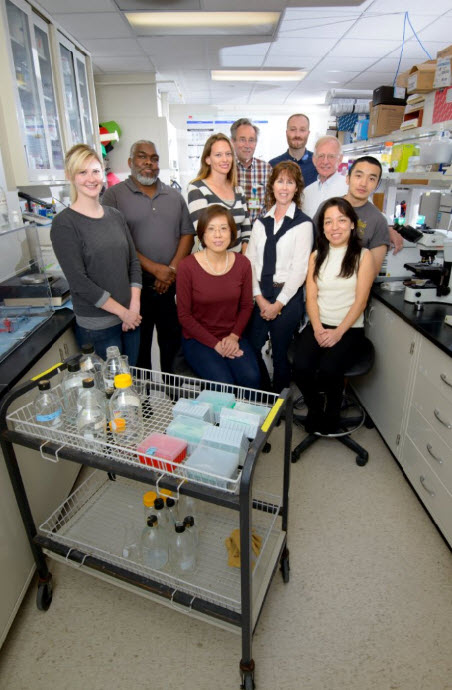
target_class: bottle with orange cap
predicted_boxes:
[109,373,143,446]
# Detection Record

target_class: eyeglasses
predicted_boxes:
[315,153,340,161]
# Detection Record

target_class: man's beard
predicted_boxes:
[131,166,158,186]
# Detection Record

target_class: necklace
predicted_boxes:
[204,250,229,275]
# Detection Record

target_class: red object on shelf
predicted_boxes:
[137,433,187,472]
[432,87,452,124]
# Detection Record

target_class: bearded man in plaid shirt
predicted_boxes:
[230,118,272,227]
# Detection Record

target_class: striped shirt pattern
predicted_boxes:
[236,157,272,225]
[187,179,251,250]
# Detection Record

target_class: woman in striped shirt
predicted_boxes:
[187,133,251,252]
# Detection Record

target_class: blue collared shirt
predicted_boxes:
[269,149,317,187]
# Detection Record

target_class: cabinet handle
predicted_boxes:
[426,443,443,464]
[419,476,435,497]
[440,373,452,388]
[433,409,452,429]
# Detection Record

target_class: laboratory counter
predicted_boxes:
[371,285,452,357]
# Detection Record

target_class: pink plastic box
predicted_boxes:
[137,433,187,472]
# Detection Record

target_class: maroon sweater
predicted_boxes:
[176,253,253,349]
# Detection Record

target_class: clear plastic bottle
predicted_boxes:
[102,346,129,390]
[34,379,63,429]
[62,360,85,424]
[183,515,199,547]
[109,373,143,446]
[165,497,179,526]
[76,378,107,443]
[169,522,196,574]
[179,493,198,524]
[380,141,393,173]
[79,343,105,391]
[140,515,168,570]
[152,497,171,536]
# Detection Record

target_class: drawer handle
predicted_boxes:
[440,373,452,388]
[433,409,452,429]
[420,476,435,497]
[426,443,443,464]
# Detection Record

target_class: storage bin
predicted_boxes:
[172,398,214,423]
[165,415,213,454]
[183,445,240,489]
[196,390,235,423]
[137,432,187,472]
[219,407,266,439]
[200,425,249,466]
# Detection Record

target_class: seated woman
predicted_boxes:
[246,161,313,393]
[293,197,375,434]
[176,204,260,389]
[187,133,250,252]
[51,144,142,363]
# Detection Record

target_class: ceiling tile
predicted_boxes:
[213,55,264,68]
[82,38,144,56]
[386,39,445,60]
[93,56,155,71]
[318,56,379,70]
[368,0,452,12]
[416,17,452,42]
[52,12,132,39]
[345,13,435,40]
[328,39,401,57]
[263,56,318,69]
[268,38,328,57]
[278,17,356,39]
[38,0,115,12]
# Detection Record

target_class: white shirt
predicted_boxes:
[303,172,349,219]
[246,202,313,306]
[317,246,367,327]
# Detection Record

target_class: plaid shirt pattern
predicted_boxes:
[236,157,272,225]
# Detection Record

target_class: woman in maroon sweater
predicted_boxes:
[176,205,260,389]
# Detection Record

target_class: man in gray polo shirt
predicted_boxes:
[102,140,194,372]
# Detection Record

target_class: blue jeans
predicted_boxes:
[182,337,261,390]
[75,323,141,366]
[246,286,304,393]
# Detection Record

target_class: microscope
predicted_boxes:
[403,230,452,305]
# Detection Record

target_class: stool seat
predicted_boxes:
[291,335,375,467]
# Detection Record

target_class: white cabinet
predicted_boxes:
[354,297,452,546]
[0,326,80,647]
[0,0,99,186]
[353,298,417,457]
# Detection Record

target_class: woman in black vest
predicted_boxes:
[246,161,313,392]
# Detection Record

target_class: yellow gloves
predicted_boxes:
[225,528,262,568]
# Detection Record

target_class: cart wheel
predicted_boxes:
[364,414,374,429]
[356,453,368,467]
[36,579,53,611]
[107,472,116,481]
[262,442,271,454]
[291,448,301,463]
[280,557,290,583]
[241,673,255,689]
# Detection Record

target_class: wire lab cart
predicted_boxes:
[0,362,293,690]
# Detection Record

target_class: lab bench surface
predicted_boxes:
[371,285,452,357]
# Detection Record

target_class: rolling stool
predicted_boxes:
[290,337,375,466]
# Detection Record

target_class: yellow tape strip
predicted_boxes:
[261,398,284,433]
[31,362,63,381]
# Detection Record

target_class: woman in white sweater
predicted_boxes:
[293,197,374,434]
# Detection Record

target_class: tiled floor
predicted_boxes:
[1,420,452,690]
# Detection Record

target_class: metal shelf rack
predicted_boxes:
[0,359,293,690]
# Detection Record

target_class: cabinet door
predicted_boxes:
[57,32,83,147]
[75,53,94,147]
[352,299,417,456]
[3,0,51,175]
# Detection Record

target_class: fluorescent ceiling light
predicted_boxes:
[125,11,280,36]
[211,70,307,82]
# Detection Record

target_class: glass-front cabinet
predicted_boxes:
[0,0,98,185]
[56,32,95,149]
[2,0,63,179]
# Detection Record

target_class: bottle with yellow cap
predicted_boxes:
[109,373,143,446]
[143,490,158,521]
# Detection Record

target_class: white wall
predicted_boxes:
[169,104,330,196]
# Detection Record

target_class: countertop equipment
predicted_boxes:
[403,231,452,305]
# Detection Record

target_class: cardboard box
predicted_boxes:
[368,104,405,138]
[437,45,452,59]
[434,53,452,89]
[396,69,410,89]
[407,61,437,94]
[432,86,452,124]
[373,85,406,106]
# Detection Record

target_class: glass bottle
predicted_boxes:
[102,345,129,390]
[143,490,158,521]
[109,373,143,446]
[165,497,179,525]
[140,515,168,570]
[62,359,85,424]
[152,497,170,536]
[183,515,199,547]
[79,343,104,391]
[76,378,107,443]
[34,379,63,429]
[169,522,196,574]
[381,141,393,173]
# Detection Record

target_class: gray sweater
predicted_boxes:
[51,206,142,326]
